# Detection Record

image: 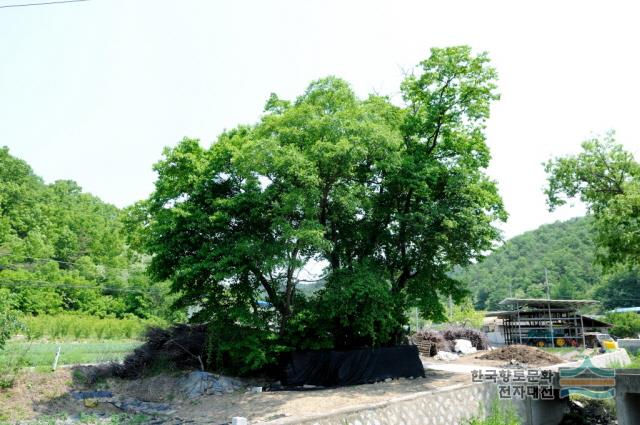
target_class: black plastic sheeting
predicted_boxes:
[280,345,425,387]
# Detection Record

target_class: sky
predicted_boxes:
[1,0,639,239]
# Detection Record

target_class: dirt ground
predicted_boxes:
[478,345,564,365]
[0,368,471,424]
[0,368,123,422]
[422,346,592,369]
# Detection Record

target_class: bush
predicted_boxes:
[112,324,207,378]
[0,289,22,350]
[0,345,29,389]
[312,262,404,349]
[441,326,489,350]
[605,312,640,338]
[110,322,282,378]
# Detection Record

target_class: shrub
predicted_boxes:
[112,324,207,378]
[0,341,29,389]
[313,263,404,349]
[605,312,640,338]
[0,289,22,350]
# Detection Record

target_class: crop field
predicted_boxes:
[0,340,142,369]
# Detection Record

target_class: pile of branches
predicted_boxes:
[112,323,208,379]
[412,329,451,356]
[441,326,489,350]
[412,326,489,355]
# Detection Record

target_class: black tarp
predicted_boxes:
[280,345,425,387]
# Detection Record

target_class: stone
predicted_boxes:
[83,398,98,408]
[231,417,247,425]
[71,390,113,400]
[111,398,176,416]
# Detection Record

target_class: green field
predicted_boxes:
[0,340,141,369]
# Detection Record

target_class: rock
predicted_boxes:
[178,371,243,398]
[384,378,392,382]
[83,398,98,408]
[111,398,176,416]
[71,390,113,400]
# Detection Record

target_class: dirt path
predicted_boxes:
[1,369,471,424]
[108,369,470,424]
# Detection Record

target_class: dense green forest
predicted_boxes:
[2,142,636,325]
[0,147,174,320]
[454,216,639,311]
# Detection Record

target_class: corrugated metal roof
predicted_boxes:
[499,298,598,308]
[611,306,640,313]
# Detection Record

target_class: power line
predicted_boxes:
[0,279,163,294]
[0,253,139,273]
[0,0,90,9]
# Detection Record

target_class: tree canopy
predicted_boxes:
[544,132,640,267]
[130,46,506,371]
[0,147,173,319]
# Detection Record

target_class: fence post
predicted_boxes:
[52,346,61,371]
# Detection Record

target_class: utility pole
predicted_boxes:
[545,268,555,348]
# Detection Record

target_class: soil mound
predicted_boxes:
[479,345,563,365]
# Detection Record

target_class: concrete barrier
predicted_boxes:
[615,369,640,425]
[262,383,499,425]
[618,339,640,355]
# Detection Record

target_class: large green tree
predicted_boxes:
[130,46,505,368]
[544,132,640,267]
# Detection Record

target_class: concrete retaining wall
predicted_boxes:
[550,348,631,371]
[264,383,500,425]
[262,351,630,425]
[618,339,640,355]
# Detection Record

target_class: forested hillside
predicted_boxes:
[453,217,604,310]
[0,147,173,319]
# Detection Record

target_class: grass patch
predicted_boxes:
[609,352,640,369]
[467,398,520,425]
[0,340,141,368]
[541,347,585,354]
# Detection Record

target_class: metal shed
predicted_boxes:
[493,298,611,348]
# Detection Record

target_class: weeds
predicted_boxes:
[467,398,520,425]
[1,341,141,368]
[0,343,30,389]
[22,315,165,341]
